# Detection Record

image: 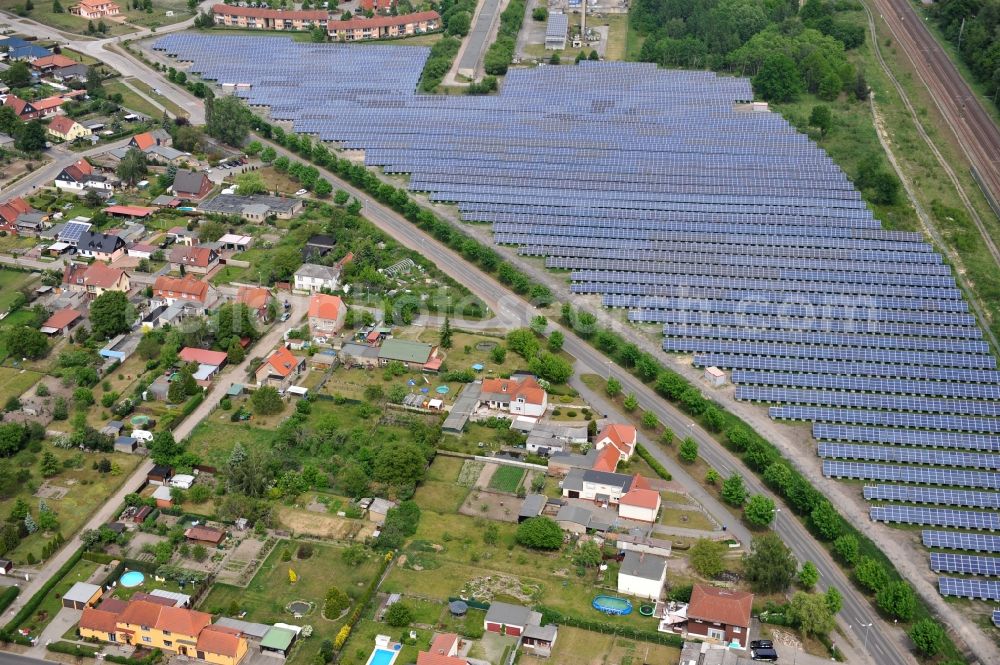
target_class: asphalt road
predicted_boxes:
[455,0,505,76]
[0,652,47,665]
[259,137,914,665]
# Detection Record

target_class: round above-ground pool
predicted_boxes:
[119,571,145,588]
[592,595,633,616]
[639,604,655,616]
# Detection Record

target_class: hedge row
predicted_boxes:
[0,587,19,615]
[48,641,100,658]
[82,551,116,565]
[337,551,394,651]
[635,444,672,481]
[105,648,163,665]
[537,605,683,647]
[4,547,83,633]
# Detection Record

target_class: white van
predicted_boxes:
[131,430,153,442]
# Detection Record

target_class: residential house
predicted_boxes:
[307,294,346,337]
[416,633,466,665]
[71,0,121,18]
[618,475,661,523]
[236,286,272,320]
[179,347,228,385]
[40,308,82,336]
[479,375,547,418]
[339,342,380,369]
[0,37,51,62]
[590,446,621,474]
[129,129,172,150]
[63,262,131,298]
[255,346,306,388]
[185,525,226,546]
[360,0,395,13]
[153,275,210,306]
[0,197,37,234]
[617,550,667,600]
[171,169,213,200]
[198,193,302,221]
[327,11,441,41]
[169,245,220,275]
[4,94,64,120]
[47,115,92,142]
[75,230,126,262]
[55,159,112,194]
[594,423,637,463]
[63,582,103,609]
[561,468,633,504]
[377,338,437,371]
[293,263,340,293]
[80,599,248,665]
[52,63,88,82]
[211,4,328,30]
[301,234,336,261]
[30,53,77,73]
[685,585,753,649]
[521,624,558,657]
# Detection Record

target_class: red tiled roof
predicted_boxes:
[591,446,620,473]
[3,95,28,116]
[237,286,271,310]
[32,96,68,112]
[620,487,660,510]
[84,262,126,288]
[308,294,343,320]
[597,423,636,450]
[105,205,155,217]
[429,633,458,655]
[481,376,546,406]
[179,347,228,366]
[327,10,439,30]
[130,132,155,150]
[130,593,176,607]
[0,197,33,224]
[43,308,81,331]
[687,584,753,628]
[32,54,77,69]
[47,115,80,135]
[197,625,244,657]
[62,158,94,183]
[416,652,466,665]
[154,275,209,302]
[265,346,301,378]
[80,607,118,634]
[212,3,327,20]
[156,605,212,636]
[170,245,217,268]
[118,599,163,629]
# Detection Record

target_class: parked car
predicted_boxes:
[280,312,291,322]
[750,641,778,662]
[130,430,154,442]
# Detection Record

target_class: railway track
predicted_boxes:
[868,0,1000,262]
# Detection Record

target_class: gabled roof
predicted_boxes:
[154,275,209,302]
[185,525,225,544]
[105,205,154,217]
[77,230,125,254]
[591,445,620,473]
[172,169,210,196]
[130,132,156,150]
[84,262,127,288]
[264,346,302,377]
[480,376,546,406]
[32,53,77,69]
[212,3,328,19]
[597,423,636,450]
[308,294,343,320]
[60,159,95,183]
[197,625,244,657]
[80,607,119,633]
[619,550,666,581]
[619,487,660,510]
[295,263,340,281]
[687,584,753,628]
[237,286,271,310]
[48,115,82,135]
[327,10,440,30]
[0,197,33,224]
[580,468,633,491]
[484,601,535,628]
[179,347,227,366]
[416,651,466,665]
[169,245,217,268]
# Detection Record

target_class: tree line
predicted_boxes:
[931,0,1000,103]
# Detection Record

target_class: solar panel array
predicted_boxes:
[939,577,1000,601]
[931,553,1000,575]
[863,484,1000,509]
[151,34,1000,605]
[870,505,1000,530]
[994,609,1000,627]
[924,530,1000,552]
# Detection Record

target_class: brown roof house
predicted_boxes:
[685,584,753,649]
[171,169,213,201]
[255,346,305,388]
[185,525,226,546]
[62,262,131,298]
[170,245,220,275]
[307,294,346,337]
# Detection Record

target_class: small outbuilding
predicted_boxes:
[152,484,174,508]
[0,559,13,575]
[147,464,172,485]
[185,525,226,546]
[63,582,103,609]
[260,626,297,656]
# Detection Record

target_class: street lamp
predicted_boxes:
[856,618,873,653]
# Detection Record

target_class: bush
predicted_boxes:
[515,517,563,550]
[532,6,547,20]
[384,602,413,627]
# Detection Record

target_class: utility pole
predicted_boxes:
[957,16,966,51]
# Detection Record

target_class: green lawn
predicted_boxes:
[104,80,163,118]
[19,558,101,636]
[0,367,41,406]
[200,539,382,665]
[0,269,36,311]
[487,465,525,493]
[184,418,276,467]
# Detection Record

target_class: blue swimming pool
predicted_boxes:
[119,571,145,588]
[593,595,633,616]
[365,648,399,665]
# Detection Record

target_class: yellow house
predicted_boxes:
[79,600,248,665]
[47,115,92,142]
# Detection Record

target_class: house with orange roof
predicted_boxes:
[47,115,92,142]
[62,262,130,298]
[169,245,219,275]
[255,346,306,388]
[307,293,346,337]
[129,128,172,151]
[3,94,62,121]
[590,445,621,474]
[236,286,273,321]
[685,584,753,648]
[80,598,248,665]
[40,308,82,336]
[0,197,36,234]
[31,53,77,72]
[71,0,121,19]
[417,633,468,665]
[153,275,212,306]
[594,423,637,462]
[618,474,661,523]
[479,375,547,418]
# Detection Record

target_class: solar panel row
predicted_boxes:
[871,505,1000,530]
[939,577,1000,601]
[864,484,1000,508]
[930,552,1000,575]
[923,530,1000,552]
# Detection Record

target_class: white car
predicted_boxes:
[130,430,153,442]
[295,189,308,197]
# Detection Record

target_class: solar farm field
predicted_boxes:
[151,33,1000,612]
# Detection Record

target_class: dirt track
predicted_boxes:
[871,0,1000,233]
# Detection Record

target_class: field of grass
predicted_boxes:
[0,0,191,35]
[125,78,188,119]
[0,367,41,407]
[487,465,525,493]
[184,417,277,467]
[414,456,470,513]
[0,269,36,312]
[200,539,382,665]
[20,558,101,636]
[3,448,143,563]
[104,80,163,118]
